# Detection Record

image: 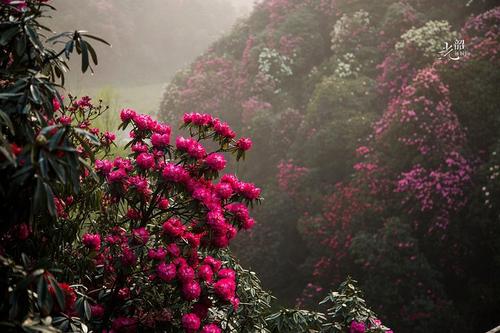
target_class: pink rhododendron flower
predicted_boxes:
[107,168,128,183]
[151,133,170,147]
[236,137,252,151]
[203,256,222,272]
[242,217,255,230]
[16,223,30,240]
[58,115,72,126]
[197,264,214,283]
[184,112,213,126]
[162,217,186,237]
[237,182,261,200]
[131,142,148,153]
[355,146,370,156]
[136,152,155,170]
[120,247,137,266]
[350,321,366,333]
[52,97,61,111]
[82,233,101,251]
[166,243,181,257]
[213,119,236,139]
[148,247,167,261]
[178,264,195,282]
[182,280,201,301]
[158,197,170,209]
[181,313,201,332]
[162,163,189,183]
[201,323,222,333]
[214,182,233,199]
[132,227,149,244]
[157,262,176,282]
[132,113,156,131]
[205,153,226,171]
[117,287,130,301]
[217,268,236,280]
[75,96,92,108]
[126,208,142,220]
[103,131,116,143]
[214,278,236,301]
[176,136,206,159]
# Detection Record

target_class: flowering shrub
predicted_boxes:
[277,159,309,195]
[160,56,241,125]
[334,53,362,78]
[257,47,294,93]
[395,20,457,62]
[331,10,373,53]
[65,110,262,331]
[461,6,500,63]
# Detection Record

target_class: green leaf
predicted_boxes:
[47,156,66,184]
[0,92,23,99]
[25,24,44,51]
[39,152,49,179]
[64,39,74,59]
[15,33,26,55]
[84,40,98,65]
[43,182,56,217]
[29,83,41,105]
[0,26,19,46]
[79,38,89,73]
[47,275,65,310]
[80,33,111,46]
[83,299,91,321]
[37,275,52,314]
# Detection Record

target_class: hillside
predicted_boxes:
[158,1,500,332]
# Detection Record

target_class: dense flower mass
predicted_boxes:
[72,110,261,331]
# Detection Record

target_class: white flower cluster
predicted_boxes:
[395,20,458,59]
[331,10,371,51]
[258,47,293,93]
[334,53,361,79]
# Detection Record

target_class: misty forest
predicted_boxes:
[1,0,500,332]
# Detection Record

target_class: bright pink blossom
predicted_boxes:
[178,265,195,282]
[162,163,189,183]
[156,262,176,282]
[136,152,155,170]
[205,153,227,171]
[236,137,252,151]
[197,265,214,283]
[182,280,201,301]
[148,247,167,261]
[82,233,101,251]
[151,133,170,147]
[162,217,186,237]
[350,321,366,333]
[214,278,236,301]
[181,313,201,332]
[120,108,137,122]
[201,324,222,333]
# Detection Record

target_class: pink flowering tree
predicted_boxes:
[66,110,261,332]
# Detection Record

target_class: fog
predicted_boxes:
[50,0,254,112]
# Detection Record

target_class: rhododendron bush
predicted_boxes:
[67,108,263,332]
